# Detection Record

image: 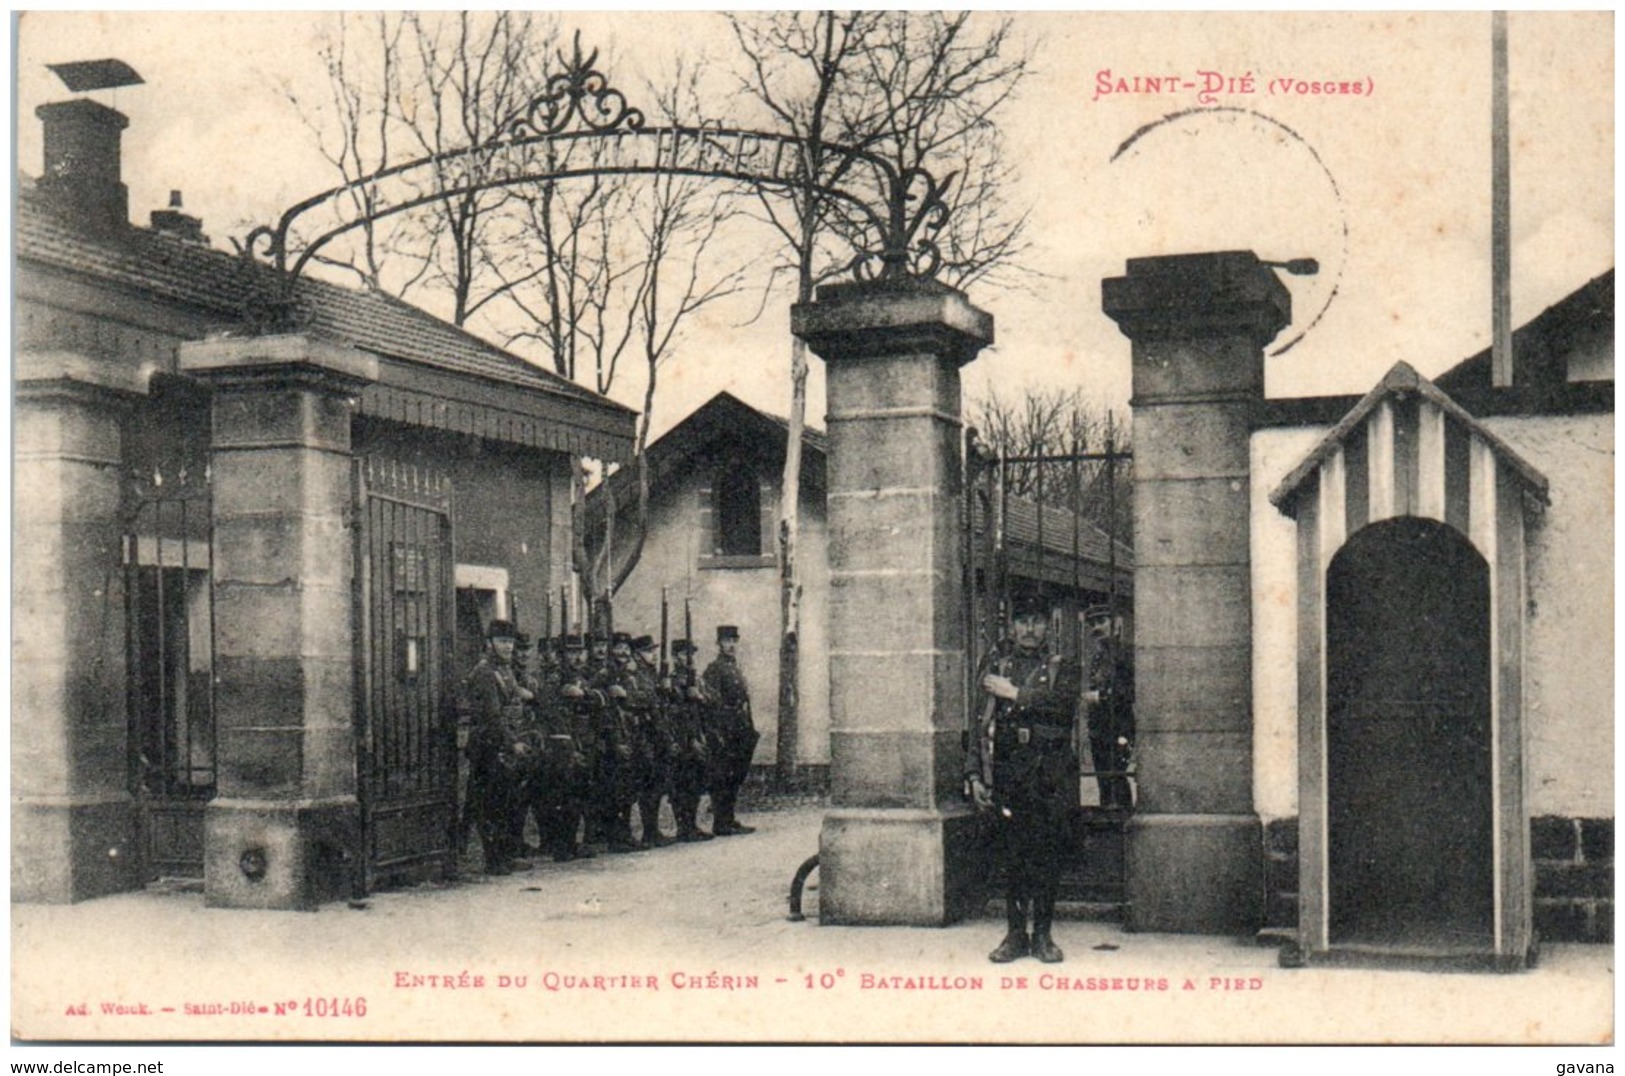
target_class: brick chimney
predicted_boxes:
[36,98,129,232]
[150,190,208,246]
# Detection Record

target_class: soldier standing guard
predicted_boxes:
[701,625,758,836]
[506,630,541,866]
[552,634,601,862]
[631,635,677,847]
[965,591,1082,964]
[596,631,642,853]
[666,639,713,842]
[1083,605,1135,809]
[464,619,535,876]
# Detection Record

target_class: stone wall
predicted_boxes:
[1532,815,1614,944]
[1260,815,1613,943]
[606,458,832,768]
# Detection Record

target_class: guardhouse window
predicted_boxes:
[716,465,762,557]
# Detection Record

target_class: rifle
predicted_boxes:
[683,598,696,690]
[660,585,671,682]
[978,650,1012,819]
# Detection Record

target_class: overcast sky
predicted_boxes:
[13,11,1613,438]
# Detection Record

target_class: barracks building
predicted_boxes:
[14,93,634,909]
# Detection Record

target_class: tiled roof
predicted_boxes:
[973,495,1134,571]
[15,184,629,415]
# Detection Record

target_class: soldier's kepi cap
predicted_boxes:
[672,639,696,655]
[513,631,532,650]
[611,631,633,646]
[486,618,517,639]
[633,634,656,651]
[717,625,740,642]
[1009,585,1049,615]
[1084,604,1114,624]
[562,633,587,650]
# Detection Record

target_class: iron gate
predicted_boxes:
[963,424,1135,908]
[124,473,215,879]
[354,457,458,888]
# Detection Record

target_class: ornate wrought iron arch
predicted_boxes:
[243,35,954,293]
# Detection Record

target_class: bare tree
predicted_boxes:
[852,12,1036,290]
[288,18,758,632]
[278,12,412,290]
[967,386,1133,541]
[284,12,556,327]
[503,154,636,387]
[727,11,1034,781]
[558,67,758,614]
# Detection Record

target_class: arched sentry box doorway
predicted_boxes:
[1326,518,1493,949]
[1271,364,1548,970]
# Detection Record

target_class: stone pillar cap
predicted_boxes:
[1103,250,1291,345]
[792,278,994,367]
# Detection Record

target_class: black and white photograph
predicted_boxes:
[9,9,1614,1055]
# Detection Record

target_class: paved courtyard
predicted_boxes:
[11,804,1613,1046]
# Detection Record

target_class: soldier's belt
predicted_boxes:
[998,722,1072,744]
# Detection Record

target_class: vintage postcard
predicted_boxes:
[10,9,1613,1055]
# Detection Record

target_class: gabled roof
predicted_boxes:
[1437,269,1614,393]
[16,184,635,457]
[595,391,828,511]
[1270,360,1550,512]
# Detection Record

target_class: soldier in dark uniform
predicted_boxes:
[464,619,535,876]
[595,631,641,853]
[666,639,714,842]
[1083,605,1135,810]
[550,634,601,861]
[631,635,677,847]
[515,634,588,864]
[506,630,542,865]
[701,625,759,836]
[965,591,1082,963]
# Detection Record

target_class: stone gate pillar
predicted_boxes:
[179,335,376,910]
[1102,252,1289,934]
[13,354,149,902]
[793,278,993,925]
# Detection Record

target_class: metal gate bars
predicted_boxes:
[354,456,458,889]
[961,425,1136,907]
[124,471,215,879]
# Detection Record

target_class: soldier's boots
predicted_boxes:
[676,827,714,842]
[713,821,756,836]
[988,930,1030,964]
[1031,929,1064,964]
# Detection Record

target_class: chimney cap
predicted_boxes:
[47,58,144,93]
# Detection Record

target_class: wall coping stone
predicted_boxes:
[179,333,379,389]
[16,349,150,397]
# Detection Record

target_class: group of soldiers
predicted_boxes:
[461,619,759,876]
